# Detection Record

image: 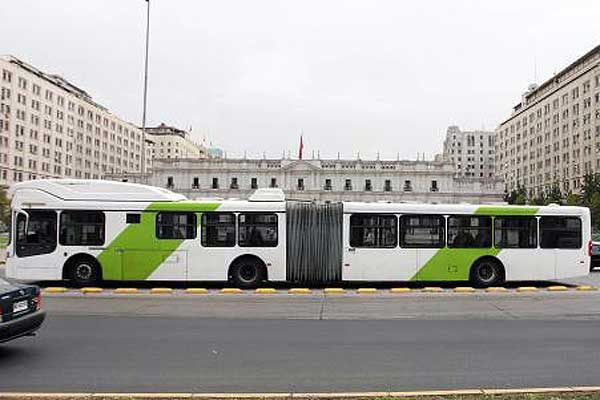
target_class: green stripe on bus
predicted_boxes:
[97,202,221,280]
[411,206,539,281]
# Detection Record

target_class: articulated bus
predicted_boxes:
[5,179,592,287]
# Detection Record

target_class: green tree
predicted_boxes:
[0,186,9,228]
[587,192,600,231]
[545,183,562,205]
[566,192,582,206]
[582,173,600,204]
[505,185,528,205]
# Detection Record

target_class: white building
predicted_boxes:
[0,55,147,188]
[442,125,496,178]
[107,157,504,203]
[146,123,207,160]
[496,44,600,197]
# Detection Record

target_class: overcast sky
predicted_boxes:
[1,1,599,160]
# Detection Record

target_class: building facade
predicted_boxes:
[0,55,147,187]
[442,125,496,178]
[146,123,207,160]
[496,45,600,197]
[107,157,504,203]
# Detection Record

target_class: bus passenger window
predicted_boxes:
[494,217,537,248]
[16,210,57,257]
[201,213,235,247]
[400,215,444,248]
[238,213,278,247]
[448,216,491,248]
[350,214,397,248]
[156,212,196,240]
[60,211,105,245]
[540,216,581,249]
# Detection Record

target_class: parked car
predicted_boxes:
[591,242,600,272]
[0,279,45,343]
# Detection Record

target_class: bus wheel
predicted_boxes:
[470,258,504,288]
[229,258,266,289]
[67,256,101,287]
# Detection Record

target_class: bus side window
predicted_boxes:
[447,216,491,248]
[350,214,397,248]
[494,217,537,248]
[156,212,196,240]
[59,211,105,246]
[201,212,235,247]
[399,214,444,248]
[540,216,582,249]
[238,213,278,247]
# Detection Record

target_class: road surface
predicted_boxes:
[1,292,600,393]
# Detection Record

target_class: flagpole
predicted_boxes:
[140,0,151,179]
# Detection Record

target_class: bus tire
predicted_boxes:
[470,258,504,288]
[229,257,266,289]
[66,255,101,287]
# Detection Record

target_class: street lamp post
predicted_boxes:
[140,0,151,180]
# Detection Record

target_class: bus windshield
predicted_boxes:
[15,210,57,257]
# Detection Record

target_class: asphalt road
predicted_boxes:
[1,292,600,393]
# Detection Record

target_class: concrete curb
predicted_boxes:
[114,288,139,294]
[150,288,173,295]
[288,288,311,294]
[186,288,208,295]
[255,288,277,294]
[324,288,345,294]
[80,287,103,294]
[4,386,600,399]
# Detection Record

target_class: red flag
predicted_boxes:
[298,135,304,160]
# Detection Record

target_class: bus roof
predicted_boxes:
[9,179,186,202]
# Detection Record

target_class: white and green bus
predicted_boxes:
[5,179,592,287]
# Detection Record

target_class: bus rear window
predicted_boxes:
[60,211,105,245]
[540,216,581,249]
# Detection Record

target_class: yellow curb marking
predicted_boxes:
[150,288,173,294]
[324,288,345,294]
[485,287,508,292]
[517,286,538,292]
[357,288,377,294]
[454,287,476,293]
[390,287,411,293]
[547,285,569,292]
[255,288,277,294]
[289,288,312,294]
[44,287,69,293]
[577,285,597,291]
[220,288,243,294]
[114,288,139,294]
[80,287,103,294]
[422,287,444,293]
[186,288,209,294]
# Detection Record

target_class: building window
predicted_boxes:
[448,216,492,248]
[403,180,412,192]
[430,180,438,192]
[230,177,238,189]
[59,211,105,245]
[350,214,397,248]
[384,179,392,192]
[400,215,445,248]
[201,213,235,247]
[494,217,536,248]
[251,177,258,189]
[324,179,332,190]
[192,177,199,189]
[540,217,581,248]
[297,178,304,190]
[238,213,278,247]
[212,177,219,189]
[166,176,174,189]
[365,179,372,191]
[156,212,196,240]
[345,179,352,191]
[270,178,277,188]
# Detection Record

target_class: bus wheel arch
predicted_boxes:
[228,255,267,289]
[63,253,102,286]
[469,256,505,288]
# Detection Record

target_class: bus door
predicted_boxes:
[541,216,584,279]
[344,214,416,281]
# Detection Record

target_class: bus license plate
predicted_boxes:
[13,300,28,313]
